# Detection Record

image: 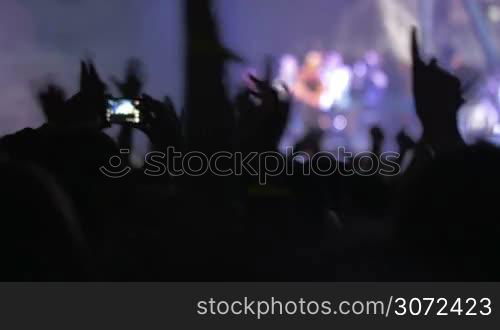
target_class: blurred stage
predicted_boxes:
[222,0,500,153]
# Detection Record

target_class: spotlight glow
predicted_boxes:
[333,114,348,131]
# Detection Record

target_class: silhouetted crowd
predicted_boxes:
[1,0,500,281]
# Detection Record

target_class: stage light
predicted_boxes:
[372,71,388,89]
[365,50,380,67]
[459,98,499,143]
[493,123,500,135]
[353,63,367,78]
[487,5,500,23]
[333,114,348,131]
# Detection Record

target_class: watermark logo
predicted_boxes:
[99,149,132,178]
[100,147,401,183]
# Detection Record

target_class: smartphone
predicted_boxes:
[106,98,141,124]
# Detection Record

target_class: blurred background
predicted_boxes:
[1,0,500,152]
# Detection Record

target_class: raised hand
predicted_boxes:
[35,60,108,131]
[36,83,67,124]
[79,60,107,97]
[65,59,109,130]
[396,129,416,168]
[184,0,240,154]
[370,126,384,157]
[397,130,416,153]
[238,58,290,152]
[411,28,465,153]
[112,58,143,99]
[136,94,182,151]
[112,59,144,153]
